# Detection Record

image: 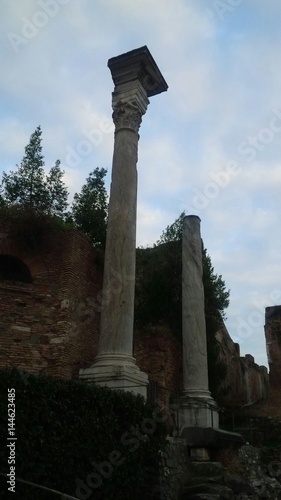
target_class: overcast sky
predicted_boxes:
[1,0,281,368]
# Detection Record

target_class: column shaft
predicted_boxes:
[182,215,210,396]
[178,215,219,430]
[99,125,139,355]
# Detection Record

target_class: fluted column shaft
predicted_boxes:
[99,100,144,355]
[182,215,210,397]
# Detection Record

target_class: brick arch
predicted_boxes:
[0,255,32,283]
[0,236,50,281]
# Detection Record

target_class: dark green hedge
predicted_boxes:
[0,369,166,499]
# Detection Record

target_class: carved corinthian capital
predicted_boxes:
[112,101,143,133]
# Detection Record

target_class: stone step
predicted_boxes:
[179,482,233,499]
[224,475,255,497]
[184,495,220,499]
[191,461,223,478]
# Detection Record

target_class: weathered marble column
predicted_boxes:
[80,47,168,398]
[179,215,219,432]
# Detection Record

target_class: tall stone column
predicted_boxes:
[179,215,219,432]
[80,47,168,398]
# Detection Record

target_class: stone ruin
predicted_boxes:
[0,44,279,499]
[0,46,270,416]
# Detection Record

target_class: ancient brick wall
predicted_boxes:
[216,325,268,407]
[0,220,102,379]
[0,219,269,410]
[265,305,281,387]
[134,327,182,408]
[135,323,269,409]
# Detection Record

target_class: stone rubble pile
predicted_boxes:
[156,442,281,499]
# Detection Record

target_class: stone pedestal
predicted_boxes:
[178,396,219,431]
[179,215,219,431]
[79,47,168,399]
[79,354,148,398]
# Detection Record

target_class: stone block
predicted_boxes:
[80,354,148,399]
[177,397,219,431]
[191,461,223,478]
[180,481,233,499]
[108,45,168,98]
[245,354,255,364]
[11,325,30,333]
[182,427,245,449]
[190,448,210,462]
[50,337,64,344]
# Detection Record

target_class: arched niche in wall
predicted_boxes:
[0,255,32,283]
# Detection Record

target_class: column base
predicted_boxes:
[79,353,149,399]
[176,393,219,433]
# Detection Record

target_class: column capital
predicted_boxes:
[109,46,168,133]
[111,79,150,133]
[108,45,168,97]
[112,101,143,133]
[112,79,149,133]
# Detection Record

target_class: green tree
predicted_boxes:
[203,247,229,319]
[71,167,108,249]
[2,126,46,211]
[156,211,229,319]
[156,211,185,245]
[1,126,68,219]
[45,160,68,218]
[0,192,6,210]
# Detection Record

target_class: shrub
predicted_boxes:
[0,368,167,499]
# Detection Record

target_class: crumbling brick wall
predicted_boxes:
[216,325,268,407]
[134,327,182,408]
[0,219,270,411]
[265,305,281,388]
[0,221,102,379]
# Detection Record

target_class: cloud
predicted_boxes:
[137,202,170,247]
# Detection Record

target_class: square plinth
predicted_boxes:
[176,397,219,432]
[108,45,168,97]
[79,360,148,399]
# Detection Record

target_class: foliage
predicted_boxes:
[0,191,6,209]
[0,127,110,249]
[156,210,229,319]
[0,204,74,251]
[203,248,229,319]
[71,167,108,249]
[0,368,166,500]
[45,159,68,217]
[135,242,182,335]
[205,312,229,403]
[156,210,185,245]
[1,126,68,219]
[202,249,229,402]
